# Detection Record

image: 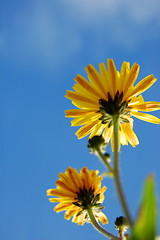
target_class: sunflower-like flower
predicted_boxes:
[47,167,108,225]
[65,59,160,149]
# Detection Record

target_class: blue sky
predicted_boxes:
[0,0,160,239]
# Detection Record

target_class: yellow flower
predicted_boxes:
[47,167,108,225]
[65,59,160,149]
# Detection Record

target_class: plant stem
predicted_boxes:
[96,148,113,173]
[87,206,119,240]
[112,115,133,227]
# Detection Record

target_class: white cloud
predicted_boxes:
[1,0,160,68]
[62,0,119,22]
[61,0,160,52]
[63,0,160,24]
[1,1,83,68]
[123,0,160,23]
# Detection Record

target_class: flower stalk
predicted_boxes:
[96,147,113,173]
[87,206,119,240]
[112,115,133,227]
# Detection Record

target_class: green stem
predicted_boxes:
[87,206,119,240]
[96,148,113,173]
[112,115,133,227]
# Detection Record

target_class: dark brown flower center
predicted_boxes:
[73,187,101,210]
[98,91,131,127]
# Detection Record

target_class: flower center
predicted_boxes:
[98,91,131,126]
[73,187,101,210]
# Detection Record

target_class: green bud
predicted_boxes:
[115,216,129,237]
[115,216,129,228]
[88,135,107,154]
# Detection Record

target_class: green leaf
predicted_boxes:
[130,174,157,240]
[101,171,114,178]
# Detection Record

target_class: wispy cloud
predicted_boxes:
[123,0,160,23]
[0,1,82,67]
[1,0,160,68]
[64,0,160,24]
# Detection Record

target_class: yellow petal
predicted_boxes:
[49,197,73,203]
[95,186,107,199]
[118,61,130,93]
[88,170,100,190]
[102,125,113,143]
[48,198,60,202]
[65,90,99,109]
[65,109,94,117]
[71,112,101,126]
[85,64,107,99]
[96,211,108,225]
[89,122,106,138]
[66,167,83,189]
[64,208,80,220]
[80,167,90,189]
[56,179,76,193]
[119,127,128,146]
[74,74,103,99]
[131,102,160,112]
[99,62,113,99]
[72,211,86,225]
[73,83,98,101]
[58,172,80,191]
[47,189,76,198]
[121,123,139,147]
[107,59,117,96]
[54,202,73,212]
[131,112,160,124]
[128,95,144,106]
[76,120,100,138]
[123,63,140,93]
[124,75,156,100]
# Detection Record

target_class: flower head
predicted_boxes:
[65,59,160,150]
[88,135,107,154]
[47,167,108,225]
[115,216,129,236]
